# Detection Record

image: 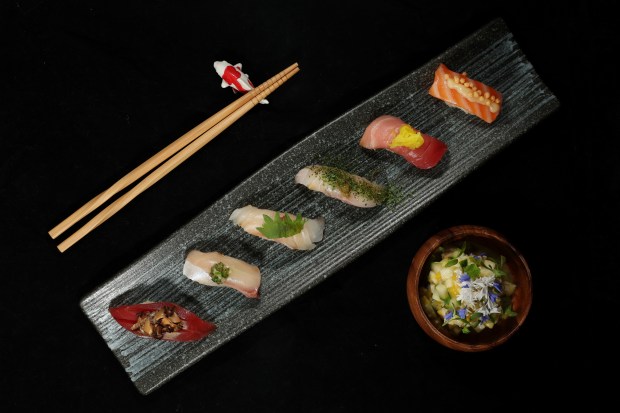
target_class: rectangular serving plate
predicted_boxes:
[80,18,559,395]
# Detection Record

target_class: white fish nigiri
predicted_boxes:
[229,205,324,250]
[183,250,261,298]
[295,165,386,208]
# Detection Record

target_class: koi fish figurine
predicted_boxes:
[213,60,268,104]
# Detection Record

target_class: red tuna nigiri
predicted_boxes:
[359,115,447,169]
[109,301,216,342]
[428,63,502,123]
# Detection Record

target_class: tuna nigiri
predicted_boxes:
[295,165,386,208]
[109,301,216,342]
[229,205,325,250]
[428,63,502,123]
[183,250,261,298]
[359,115,447,169]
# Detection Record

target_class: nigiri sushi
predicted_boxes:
[109,301,216,342]
[428,63,502,123]
[295,165,386,208]
[229,205,324,250]
[183,250,261,298]
[359,115,447,169]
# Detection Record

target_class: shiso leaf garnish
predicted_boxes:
[257,212,306,239]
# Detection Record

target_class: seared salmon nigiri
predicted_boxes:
[428,63,502,123]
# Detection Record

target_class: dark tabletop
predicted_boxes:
[1,0,615,411]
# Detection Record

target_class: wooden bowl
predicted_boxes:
[406,225,532,352]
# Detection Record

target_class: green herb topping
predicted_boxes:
[257,212,306,239]
[210,262,230,284]
[307,165,407,207]
[310,165,387,204]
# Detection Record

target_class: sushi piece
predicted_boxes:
[183,250,261,298]
[359,115,447,169]
[428,63,502,123]
[109,301,216,342]
[295,165,386,208]
[229,205,324,250]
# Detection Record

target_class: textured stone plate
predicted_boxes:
[80,18,559,395]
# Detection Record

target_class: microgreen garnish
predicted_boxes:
[445,258,459,267]
[463,263,480,279]
[257,212,306,239]
[210,262,230,284]
[503,304,518,318]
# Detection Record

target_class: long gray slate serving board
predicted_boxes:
[80,18,559,395]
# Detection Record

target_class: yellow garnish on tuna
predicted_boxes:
[389,125,424,150]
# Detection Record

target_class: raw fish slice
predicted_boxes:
[295,165,386,208]
[428,63,502,123]
[229,205,324,250]
[359,115,447,169]
[389,136,448,170]
[109,301,216,342]
[183,250,261,298]
[359,115,404,149]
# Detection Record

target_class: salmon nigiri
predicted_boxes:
[428,63,502,123]
[359,115,447,169]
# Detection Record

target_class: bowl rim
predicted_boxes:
[406,224,532,352]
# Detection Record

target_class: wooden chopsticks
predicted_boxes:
[50,62,299,252]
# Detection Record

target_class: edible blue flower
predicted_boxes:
[429,247,516,335]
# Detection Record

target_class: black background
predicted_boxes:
[2,0,616,411]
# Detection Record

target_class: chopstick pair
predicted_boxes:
[49,62,300,253]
